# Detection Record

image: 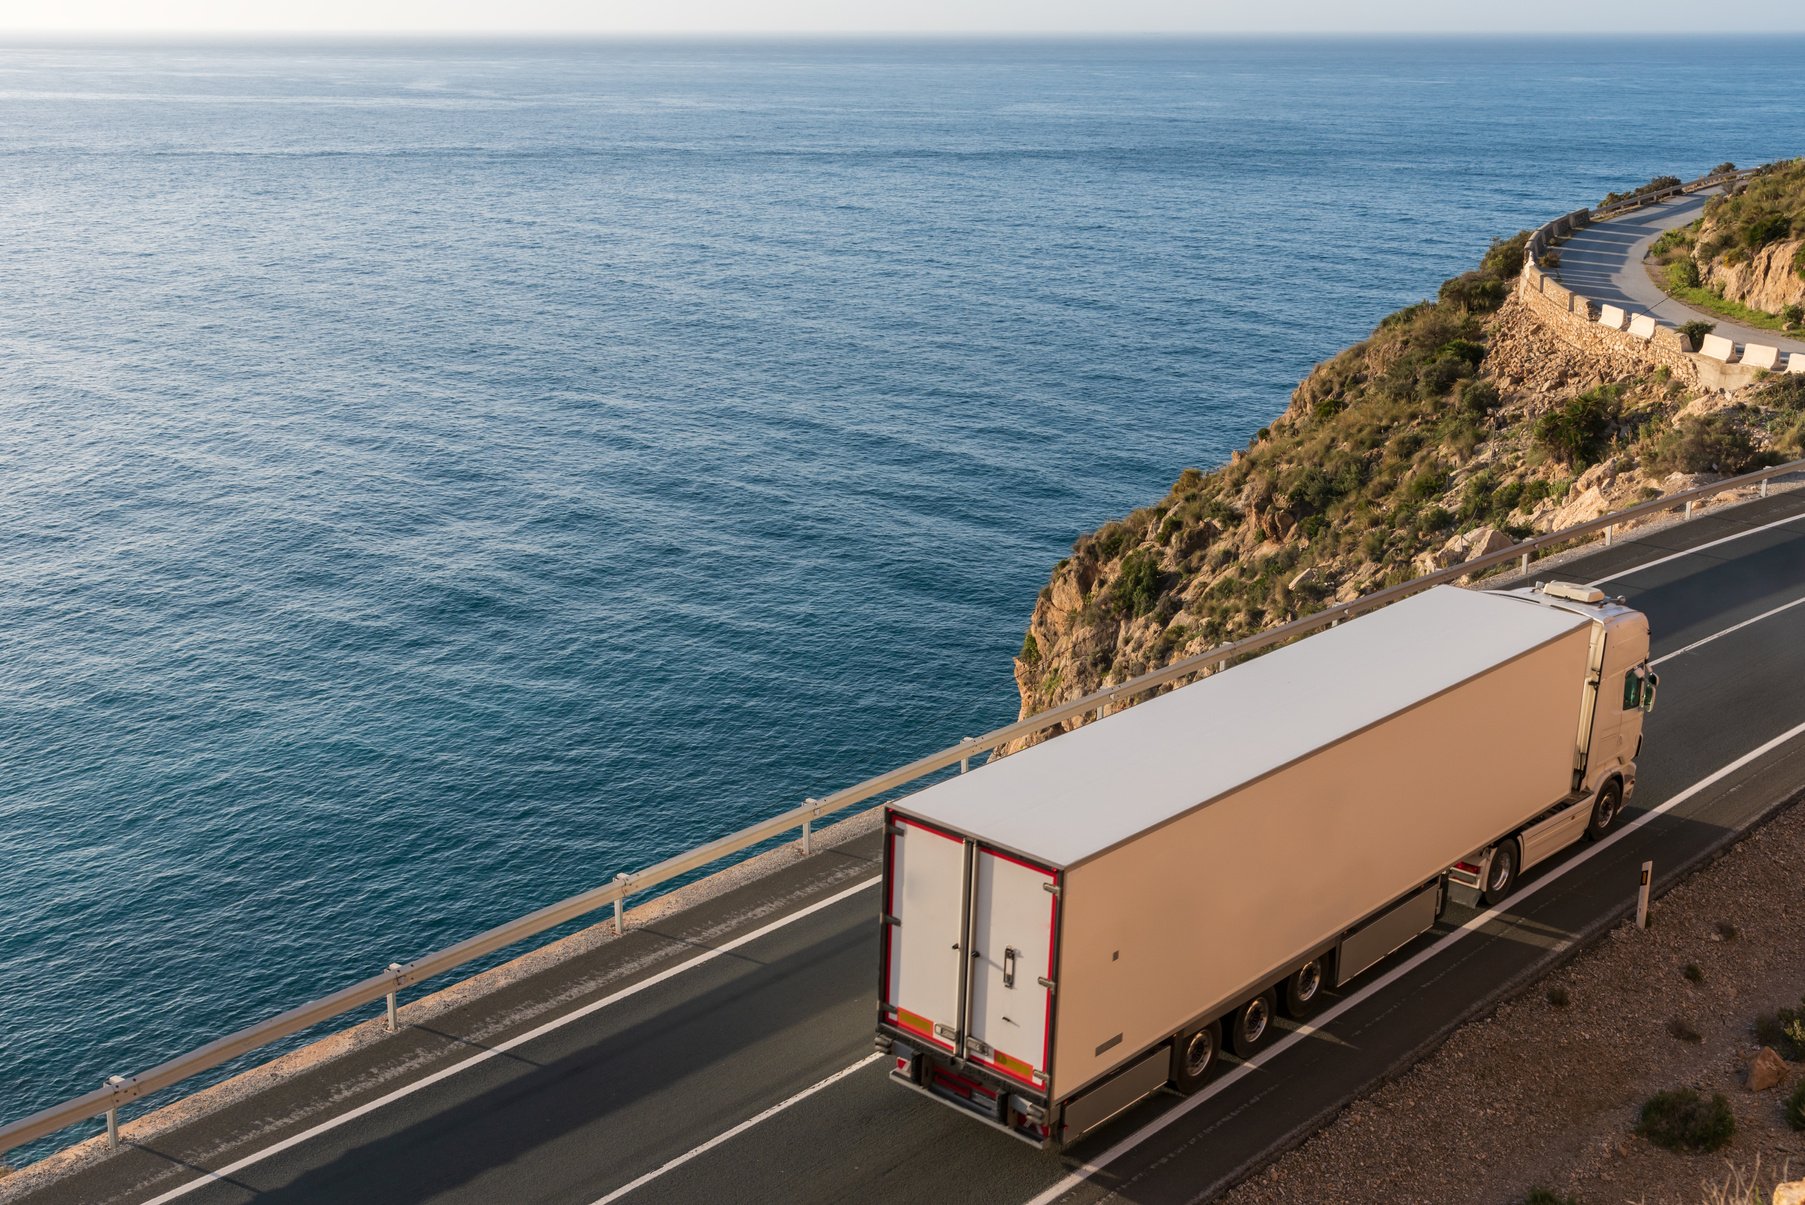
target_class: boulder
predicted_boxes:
[1775,1179,1805,1205]
[1286,566,1315,593]
[1433,525,1514,569]
[1748,1045,1788,1092]
[1544,485,1611,530]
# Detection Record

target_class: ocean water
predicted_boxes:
[1,36,1799,1156]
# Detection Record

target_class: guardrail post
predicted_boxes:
[1684,500,1695,521]
[1636,861,1653,929]
[385,964,402,1032]
[1761,478,1770,499]
[104,1076,125,1148]
[1519,551,1529,575]
[614,872,631,936]
[959,737,976,774]
[1604,524,1613,546]
[802,798,819,855]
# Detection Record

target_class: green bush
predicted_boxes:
[1794,244,1805,282]
[1113,549,1165,618]
[1679,319,1717,346]
[1754,995,1805,1061]
[1019,632,1040,666]
[1481,231,1532,280]
[1535,388,1620,466]
[1667,259,1702,290]
[1635,1088,1735,1153]
[1439,272,1507,312]
[1643,411,1765,476]
[1784,303,1804,331]
[1787,1080,1805,1132]
[1744,213,1791,250]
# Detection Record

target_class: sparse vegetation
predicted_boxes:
[1636,1088,1735,1153]
[1684,963,1704,984]
[1547,985,1571,1008]
[1535,387,1621,467]
[1679,319,1717,346]
[1753,995,1805,1061]
[1641,409,1771,476]
[1666,1017,1704,1043]
[1523,1190,1579,1205]
[1600,175,1683,209]
[1786,1080,1805,1132]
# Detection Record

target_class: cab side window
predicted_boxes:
[1622,670,1643,710]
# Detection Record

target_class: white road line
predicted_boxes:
[1651,594,1805,667]
[138,875,881,1205]
[1587,508,1805,587]
[589,1052,886,1204]
[1024,716,1805,1205]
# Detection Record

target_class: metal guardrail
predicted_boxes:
[1527,167,1755,269]
[3,464,1802,1166]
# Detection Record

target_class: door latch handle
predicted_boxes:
[1003,946,1017,989]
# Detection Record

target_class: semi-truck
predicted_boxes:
[874,582,1656,1146]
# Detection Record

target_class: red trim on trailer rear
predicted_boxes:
[981,845,1057,876]
[894,814,965,844]
[1043,871,1058,1076]
[879,809,897,1007]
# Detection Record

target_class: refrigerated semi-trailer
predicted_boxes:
[874,582,1656,1146]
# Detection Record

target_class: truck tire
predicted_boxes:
[1225,989,1277,1058]
[1280,958,1326,1020]
[1171,1020,1220,1093]
[1480,838,1520,906]
[1585,778,1624,841]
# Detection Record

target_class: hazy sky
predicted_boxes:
[7,1,1804,34]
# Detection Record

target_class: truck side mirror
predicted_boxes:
[1641,672,1658,714]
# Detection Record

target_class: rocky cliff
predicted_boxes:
[1650,159,1805,322]
[1009,229,1805,746]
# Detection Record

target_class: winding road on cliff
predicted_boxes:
[14,488,1805,1205]
[1555,189,1805,356]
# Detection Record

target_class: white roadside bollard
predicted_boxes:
[614,872,631,936]
[1636,861,1653,929]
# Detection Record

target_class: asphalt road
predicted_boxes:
[1555,191,1805,355]
[14,490,1805,1205]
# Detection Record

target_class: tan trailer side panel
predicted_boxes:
[1051,626,1591,1097]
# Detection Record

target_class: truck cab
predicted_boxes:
[1452,582,1657,900]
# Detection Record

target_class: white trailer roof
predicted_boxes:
[895,586,1592,868]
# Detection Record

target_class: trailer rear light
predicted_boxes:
[1455,861,1480,873]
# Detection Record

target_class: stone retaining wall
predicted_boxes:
[1516,168,1768,393]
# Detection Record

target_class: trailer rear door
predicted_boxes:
[964,847,1057,1090]
[883,815,966,1052]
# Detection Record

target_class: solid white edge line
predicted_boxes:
[1586,508,1805,587]
[588,1052,886,1205]
[1650,593,1805,667]
[1024,716,1805,1205]
[138,875,881,1205]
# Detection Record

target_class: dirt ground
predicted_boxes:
[1222,799,1805,1205]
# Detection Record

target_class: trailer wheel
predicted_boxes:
[1171,1020,1220,1093]
[1585,778,1624,841]
[1225,989,1277,1057]
[1480,838,1520,906]
[1280,958,1326,1019]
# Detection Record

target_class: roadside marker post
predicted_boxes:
[385,964,402,1033]
[1636,861,1653,928]
[104,1076,125,1148]
[614,873,630,936]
